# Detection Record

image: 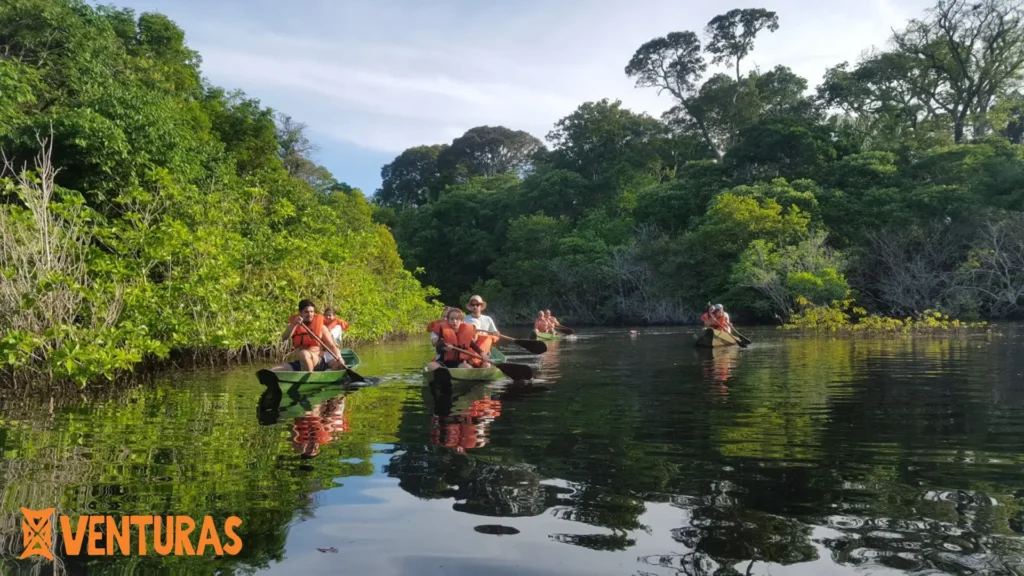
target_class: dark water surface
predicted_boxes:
[2,327,1023,575]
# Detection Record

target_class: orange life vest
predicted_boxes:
[291,314,326,349]
[435,323,479,364]
[326,318,349,331]
[474,333,495,354]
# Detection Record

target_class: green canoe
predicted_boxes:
[261,349,361,385]
[422,349,506,383]
[533,330,561,341]
[694,329,740,349]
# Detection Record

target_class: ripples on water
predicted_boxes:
[1,327,1022,575]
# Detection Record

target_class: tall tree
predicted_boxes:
[892,0,1024,143]
[704,8,780,84]
[375,144,450,208]
[545,99,667,193]
[437,125,543,181]
[625,31,720,158]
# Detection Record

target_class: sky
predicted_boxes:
[106,0,934,195]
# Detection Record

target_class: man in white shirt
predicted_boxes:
[463,295,499,354]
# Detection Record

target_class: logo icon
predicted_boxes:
[20,507,55,560]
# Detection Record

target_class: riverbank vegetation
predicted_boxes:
[0,0,437,386]
[374,0,1024,326]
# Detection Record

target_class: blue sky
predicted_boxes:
[106,0,933,196]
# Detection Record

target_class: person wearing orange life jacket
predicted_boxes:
[272,299,347,372]
[463,295,499,354]
[711,304,732,331]
[701,304,720,328]
[323,307,349,344]
[426,308,490,372]
[428,306,456,346]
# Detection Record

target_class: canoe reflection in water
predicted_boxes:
[256,383,351,458]
[428,381,502,453]
[290,395,349,458]
[698,346,740,398]
[426,379,551,454]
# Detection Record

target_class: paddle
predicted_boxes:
[288,320,368,383]
[729,327,753,346]
[554,325,575,335]
[445,345,534,381]
[477,330,547,354]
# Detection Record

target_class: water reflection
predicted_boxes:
[0,328,1022,575]
[257,384,351,458]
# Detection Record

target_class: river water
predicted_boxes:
[1,326,1022,575]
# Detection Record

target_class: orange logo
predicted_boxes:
[20,507,55,560]
[19,509,242,559]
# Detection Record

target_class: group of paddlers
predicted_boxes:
[701,303,738,333]
[533,310,562,334]
[426,295,501,371]
[271,299,352,373]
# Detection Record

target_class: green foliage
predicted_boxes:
[374,1,1024,325]
[0,0,436,385]
[782,298,988,333]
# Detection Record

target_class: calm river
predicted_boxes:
[1,326,1022,575]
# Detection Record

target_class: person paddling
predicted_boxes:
[711,304,732,331]
[427,308,490,372]
[544,310,561,331]
[463,295,499,357]
[534,311,553,334]
[272,299,347,372]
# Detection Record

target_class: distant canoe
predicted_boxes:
[257,349,361,385]
[422,349,506,383]
[694,329,740,348]
[533,330,561,341]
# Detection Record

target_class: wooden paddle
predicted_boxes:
[445,345,534,381]
[477,330,547,354]
[287,320,368,383]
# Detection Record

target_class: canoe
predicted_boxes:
[694,329,740,348]
[422,349,506,383]
[259,349,361,385]
[533,330,561,342]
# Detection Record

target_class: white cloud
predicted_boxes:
[117,0,936,157]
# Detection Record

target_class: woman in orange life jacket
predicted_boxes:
[700,304,720,328]
[271,299,347,372]
[426,308,490,372]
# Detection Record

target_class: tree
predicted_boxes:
[546,99,667,196]
[892,0,1024,143]
[725,116,845,182]
[705,8,780,84]
[437,125,543,181]
[625,32,720,158]
[375,144,450,208]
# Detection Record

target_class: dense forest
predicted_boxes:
[0,0,437,385]
[373,0,1024,326]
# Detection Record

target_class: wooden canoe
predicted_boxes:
[259,349,361,385]
[694,328,740,348]
[422,349,506,383]
[533,330,561,341]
